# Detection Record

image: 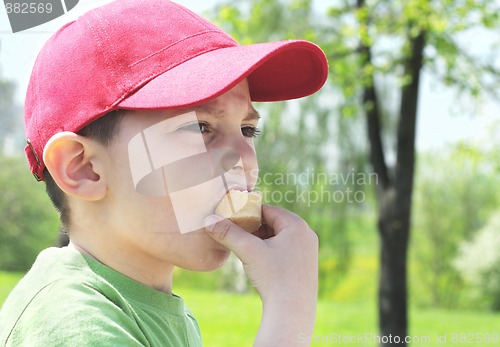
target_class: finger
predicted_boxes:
[204,215,262,263]
[261,204,307,235]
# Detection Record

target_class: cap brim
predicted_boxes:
[118,40,328,109]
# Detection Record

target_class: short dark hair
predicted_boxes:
[44,109,126,229]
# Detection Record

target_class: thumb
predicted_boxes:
[204,215,261,263]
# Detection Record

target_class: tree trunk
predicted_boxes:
[378,187,410,345]
[376,31,425,346]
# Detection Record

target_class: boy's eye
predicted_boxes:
[178,122,209,133]
[241,126,261,138]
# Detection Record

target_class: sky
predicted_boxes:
[0,0,498,152]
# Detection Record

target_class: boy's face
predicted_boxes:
[99,80,259,271]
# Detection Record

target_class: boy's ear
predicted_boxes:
[43,132,107,201]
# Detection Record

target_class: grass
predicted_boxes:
[2,269,500,347]
[179,286,500,347]
[170,289,500,347]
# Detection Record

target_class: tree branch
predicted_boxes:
[356,0,390,192]
[395,29,426,202]
[364,69,391,191]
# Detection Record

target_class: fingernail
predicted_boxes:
[203,215,224,232]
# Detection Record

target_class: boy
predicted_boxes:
[0,0,328,346]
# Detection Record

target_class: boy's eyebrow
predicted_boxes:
[193,105,261,121]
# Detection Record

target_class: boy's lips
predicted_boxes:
[225,183,253,194]
[213,183,250,204]
[225,184,249,193]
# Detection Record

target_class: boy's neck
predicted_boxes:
[68,239,174,294]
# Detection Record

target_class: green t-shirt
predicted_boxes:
[0,247,203,347]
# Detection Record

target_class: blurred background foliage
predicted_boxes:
[411,146,500,310]
[0,154,59,271]
[1,0,500,342]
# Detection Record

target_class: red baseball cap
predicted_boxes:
[24,0,329,181]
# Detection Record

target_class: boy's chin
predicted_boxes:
[184,248,232,272]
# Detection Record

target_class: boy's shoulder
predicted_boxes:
[0,247,201,347]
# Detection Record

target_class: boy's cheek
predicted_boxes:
[168,178,225,234]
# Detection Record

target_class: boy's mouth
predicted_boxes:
[223,185,245,201]
[225,184,248,193]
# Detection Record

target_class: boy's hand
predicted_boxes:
[204,205,318,346]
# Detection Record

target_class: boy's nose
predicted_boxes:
[208,136,258,177]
